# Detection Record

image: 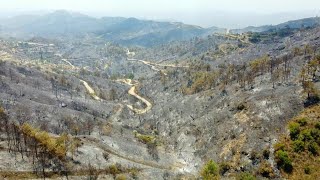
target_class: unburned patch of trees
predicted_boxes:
[0,107,81,178]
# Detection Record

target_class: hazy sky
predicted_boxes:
[0,0,320,28]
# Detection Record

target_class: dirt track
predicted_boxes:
[116,79,152,114]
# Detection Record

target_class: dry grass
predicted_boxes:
[220,133,247,167]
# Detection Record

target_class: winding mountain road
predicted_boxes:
[116,79,152,114]
[80,79,101,101]
[61,50,187,115]
[61,58,76,69]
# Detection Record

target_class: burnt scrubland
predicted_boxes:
[0,12,319,179]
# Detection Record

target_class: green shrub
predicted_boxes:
[304,166,311,174]
[236,172,256,180]
[289,122,300,140]
[315,122,320,129]
[274,142,285,151]
[310,128,320,141]
[308,142,319,155]
[275,150,293,173]
[299,129,313,142]
[297,118,308,126]
[292,140,304,152]
[200,160,219,180]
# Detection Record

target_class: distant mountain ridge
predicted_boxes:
[230,17,320,34]
[0,10,319,46]
[0,10,225,46]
